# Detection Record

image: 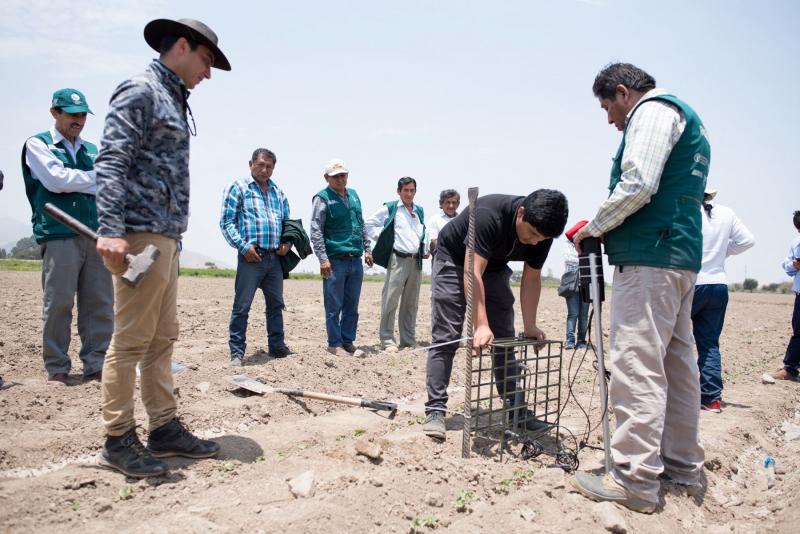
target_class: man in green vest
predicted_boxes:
[21,88,113,386]
[571,63,709,513]
[310,159,373,356]
[365,177,429,351]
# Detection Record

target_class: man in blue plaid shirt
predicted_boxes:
[220,148,293,365]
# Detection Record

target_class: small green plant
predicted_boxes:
[221,461,236,472]
[411,516,437,531]
[494,478,513,494]
[352,428,367,438]
[70,500,80,511]
[254,455,266,463]
[455,490,476,512]
[118,485,134,500]
[513,468,536,482]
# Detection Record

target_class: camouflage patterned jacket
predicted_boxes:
[95,60,191,239]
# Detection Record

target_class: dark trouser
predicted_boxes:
[41,237,113,378]
[323,256,364,347]
[783,293,800,376]
[228,251,286,358]
[425,247,520,414]
[564,290,589,346]
[690,284,729,404]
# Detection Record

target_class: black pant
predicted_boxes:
[425,247,520,413]
[783,293,800,376]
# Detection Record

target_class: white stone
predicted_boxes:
[593,501,628,533]
[519,507,537,521]
[354,439,382,460]
[195,381,211,394]
[288,470,316,498]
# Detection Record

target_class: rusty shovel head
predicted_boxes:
[122,244,161,287]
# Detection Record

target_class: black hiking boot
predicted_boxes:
[100,428,169,478]
[147,418,220,459]
[507,407,552,434]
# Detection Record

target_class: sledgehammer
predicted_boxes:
[43,203,160,287]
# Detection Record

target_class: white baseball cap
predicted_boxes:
[325,159,349,176]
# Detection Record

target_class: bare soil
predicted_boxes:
[1,271,798,533]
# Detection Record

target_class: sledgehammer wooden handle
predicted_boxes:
[43,203,100,242]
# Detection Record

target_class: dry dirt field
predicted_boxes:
[1,271,799,533]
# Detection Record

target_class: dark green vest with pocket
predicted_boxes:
[315,186,365,258]
[372,200,425,270]
[604,94,710,272]
[21,131,99,244]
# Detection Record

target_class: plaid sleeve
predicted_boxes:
[219,182,248,254]
[586,100,684,237]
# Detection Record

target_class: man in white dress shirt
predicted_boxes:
[427,189,460,256]
[21,88,113,385]
[365,177,428,351]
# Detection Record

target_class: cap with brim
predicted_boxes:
[144,18,231,71]
[52,88,93,114]
[325,159,349,176]
[704,188,717,200]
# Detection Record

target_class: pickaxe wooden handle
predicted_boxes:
[43,203,160,287]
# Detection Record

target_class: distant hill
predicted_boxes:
[180,249,232,269]
[0,217,31,253]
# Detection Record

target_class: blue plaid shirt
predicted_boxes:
[220,177,290,255]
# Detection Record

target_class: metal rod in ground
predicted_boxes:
[589,252,612,473]
[462,186,479,459]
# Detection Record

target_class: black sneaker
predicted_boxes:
[99,428,168,478]
[147,418,220,459]
[268,346,294,358]
[508,408,552,433]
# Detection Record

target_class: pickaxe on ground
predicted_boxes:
[43,203,160,287]
[225,374,398,414]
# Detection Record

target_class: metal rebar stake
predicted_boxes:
[589,253,612,473]
[462,186,478,459]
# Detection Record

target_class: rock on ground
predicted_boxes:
[288,471,316,499]
[593,501,628,533]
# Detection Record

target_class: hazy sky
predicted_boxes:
[1,0,797,283]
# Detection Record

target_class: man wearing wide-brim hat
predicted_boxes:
[94,18,230,478]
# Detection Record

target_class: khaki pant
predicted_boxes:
[379,252,421,347]
[101,233,179,436]
[608,265,704,502]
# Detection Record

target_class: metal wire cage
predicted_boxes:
[465,336,564,460]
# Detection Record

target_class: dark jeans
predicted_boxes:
[228,252,286,358]
[783,292,800,376]
[425,247,521,414]
[691,284,729,404]
[323,256,364,347]
[564,290,589,346]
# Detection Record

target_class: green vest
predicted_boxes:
[604,94,710,272]
[314,187,365,258]
[21,131,99,244]
[372,201,426,270]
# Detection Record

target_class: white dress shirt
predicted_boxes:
[365,202,424,254]
[696,203,755,285]
[25,126,97,195]
[427,210,455,241]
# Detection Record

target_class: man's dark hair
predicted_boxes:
[438,189,460,207]
[397,176,416,190]
[793,210,800,231]
[521,189,568,238]
[159,34,199,55]
[251,148,276,164]
[592,62,656,99]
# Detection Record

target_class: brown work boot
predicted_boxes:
[47,373,68,387]
[771,368,799,382]
[84,370,102,383]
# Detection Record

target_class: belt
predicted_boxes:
[330,253,362,259]
[255,246,277,255]
[393,250,419,259]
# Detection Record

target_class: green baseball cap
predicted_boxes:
[51,88,93,114]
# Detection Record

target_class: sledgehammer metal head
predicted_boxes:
[122,244,160,287]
